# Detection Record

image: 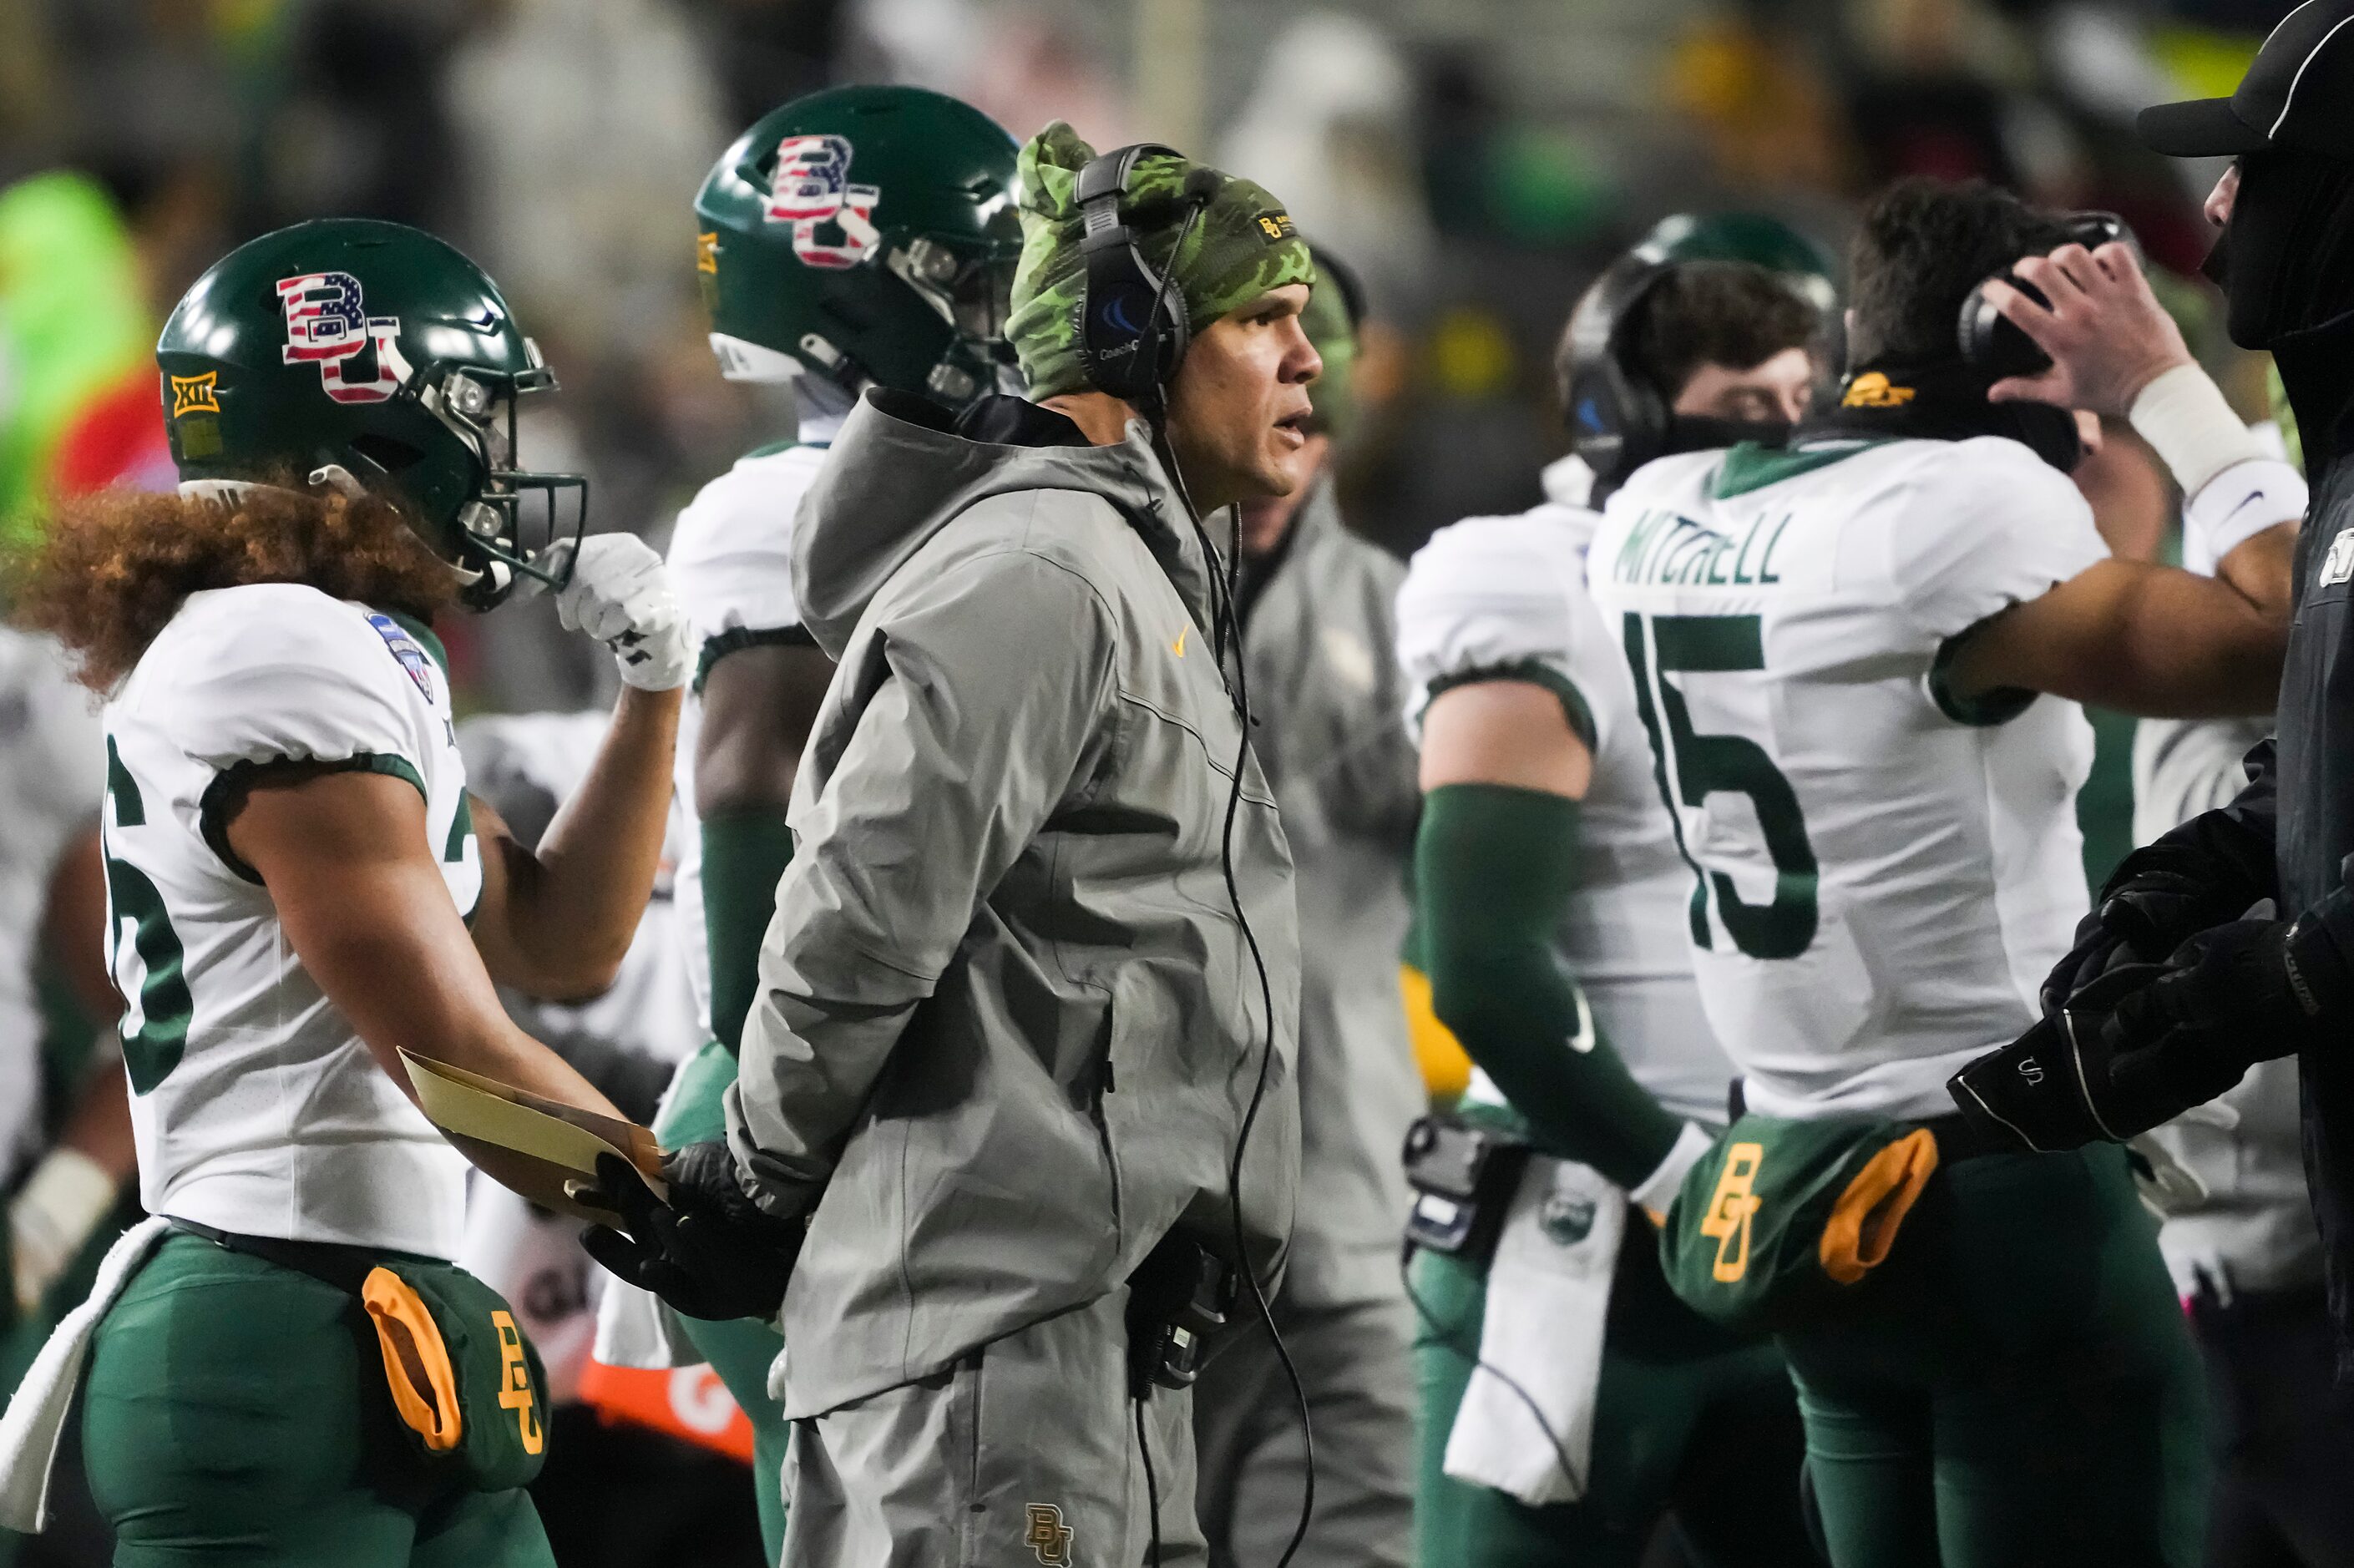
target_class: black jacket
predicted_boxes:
[2185,312,2354,1373]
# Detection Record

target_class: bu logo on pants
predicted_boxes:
[1700,1142,1764,1282]
[492,1311,544,1454]
[1025,1504,1074,1565]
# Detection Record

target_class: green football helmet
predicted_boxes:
[696,85,1021,410]
[1636,211,1837,314]
[157,219,584,609]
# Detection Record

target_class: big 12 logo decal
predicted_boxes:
[277,272,411,403]
[764,134,880,269]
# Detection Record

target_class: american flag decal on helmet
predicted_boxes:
[276,272,411,404]
[763,134,881,270]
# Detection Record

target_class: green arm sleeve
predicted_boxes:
[701,809,794,1055]
[1415,781,1682,1188]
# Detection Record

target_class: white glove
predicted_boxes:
[11,1147,119,1316]
[552,534,691,691]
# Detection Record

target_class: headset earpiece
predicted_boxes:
[1957,211,2139,379]
[1564,252,1677,488]
[1076,143,1195,403]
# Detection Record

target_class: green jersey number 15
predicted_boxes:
[1622,611,1819,960]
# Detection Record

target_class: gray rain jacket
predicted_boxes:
[726,389,1302,1419]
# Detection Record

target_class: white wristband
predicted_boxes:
[2179,456,2308,577]
[9,1147,119,1313]
[1628,1120,1715,1223]
[2127,362,2266,498]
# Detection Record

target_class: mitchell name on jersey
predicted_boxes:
[1587,435,2108,1121]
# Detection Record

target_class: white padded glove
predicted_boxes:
[552,534,691,691]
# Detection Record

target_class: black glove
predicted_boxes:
[1956,912,2351,1153]
[2103,917,2344,1085]
[1950,964,2171,1152]
[580,1143,802,1322]
[2040,831,2270,1015]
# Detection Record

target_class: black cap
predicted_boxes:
[2139,0,2354,161]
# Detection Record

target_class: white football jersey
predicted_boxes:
[0,630,106,1184]
[1396,469,1735,1126]
[104,584,479,1257]
[1587,436,2108,1120]
[457,709,701,1065]
[666,442,827,1035]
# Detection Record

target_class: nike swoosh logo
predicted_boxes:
[1172,627,1187,658]
[1567,986,1594,1054]
[2220,489,2264,524]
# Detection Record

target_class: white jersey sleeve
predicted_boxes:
[154,588,433,795]
[1885,437,2108,647]
[668,445,825,655]
[1395,508,1608,747]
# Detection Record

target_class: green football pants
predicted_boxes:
[656,1040,790,1563]
[79,1232,554,1568]
[1776,1143,2208,1568]
[1412,1222,1820,1567]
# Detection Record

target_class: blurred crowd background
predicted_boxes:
[0,0,2284,709]
[0,1,2291,1563]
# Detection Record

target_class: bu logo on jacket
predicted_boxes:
[1024,1503,1074,1565]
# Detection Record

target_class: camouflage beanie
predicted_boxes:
[1009,123,1314,399]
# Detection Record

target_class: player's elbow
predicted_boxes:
[1424,948,1516,1046]
[2204,625,2291,716]
[511,934,630,1004]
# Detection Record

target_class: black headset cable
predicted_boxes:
[1134,185,1318,1568]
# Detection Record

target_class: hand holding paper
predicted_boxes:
[399,1050,666,1223]
[580,1144,802,1323]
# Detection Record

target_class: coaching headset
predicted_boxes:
[1073,142,1221,404]
[1957,210,2139,379]
[1070,139,1320,1568]
[1564,214,1838,491]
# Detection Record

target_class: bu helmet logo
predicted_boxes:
[763,134,881,270]
[276,271,410,404]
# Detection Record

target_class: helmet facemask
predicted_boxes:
[880,235,1023,403]
[405,346,588,609]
